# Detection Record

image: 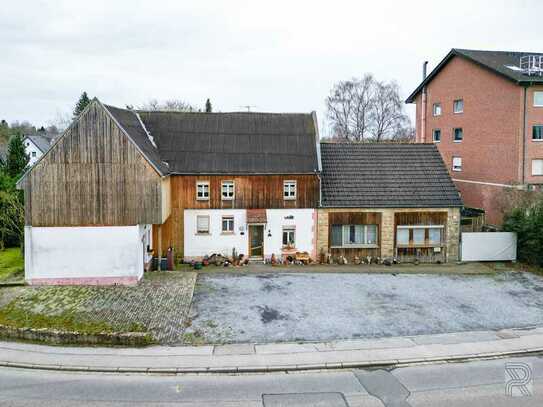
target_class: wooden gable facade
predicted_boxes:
[20,100,169,227]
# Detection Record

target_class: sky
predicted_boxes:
[1,0,541,136]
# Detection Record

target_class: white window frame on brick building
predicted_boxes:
[433,129,441,143]
[533,125,543,141]
[433,103,442,116]
[453,128,463,143]
[453,99,464,113]
[532,159,543,176]
[534,91,543,107]
[452,156,462,172]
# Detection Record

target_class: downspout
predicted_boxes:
[421,61,429,143]
[522,86,528,186]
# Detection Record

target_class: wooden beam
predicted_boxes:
[157,224,162,271]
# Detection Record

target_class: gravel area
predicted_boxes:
[186,271,543,344]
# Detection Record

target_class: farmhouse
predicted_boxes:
[18,99,462,285]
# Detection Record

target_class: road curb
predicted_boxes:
[1,348,542,374]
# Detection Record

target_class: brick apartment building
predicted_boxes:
[406,49,543,226]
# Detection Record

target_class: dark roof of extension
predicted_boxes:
[320,143,463,208]
[406,48,543,103]
[136,110,319,174]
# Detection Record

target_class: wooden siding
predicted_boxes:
[153,174,319,256]
[394,211,448,262]
[328,212,382,259]
[25,102,164,226]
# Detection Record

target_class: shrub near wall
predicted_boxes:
[503,194,543,266]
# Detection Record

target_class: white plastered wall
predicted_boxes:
[25,225,147,285]
[183,209,316,260]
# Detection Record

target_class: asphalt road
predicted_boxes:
[0,356,541,406]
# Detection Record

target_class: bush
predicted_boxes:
[503,194,543,266]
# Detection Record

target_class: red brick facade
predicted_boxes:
[413,55,543,225]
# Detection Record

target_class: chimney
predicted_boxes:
[420,61,429,143]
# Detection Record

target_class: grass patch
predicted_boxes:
[0,248,24,281]
[0,301,117,334]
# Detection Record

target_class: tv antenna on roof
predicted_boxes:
[239,105,257,112]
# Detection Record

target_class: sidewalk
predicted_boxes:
[1,327,543,373]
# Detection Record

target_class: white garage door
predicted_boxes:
[461,232,517,261]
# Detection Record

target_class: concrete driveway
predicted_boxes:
[185,271,543,344]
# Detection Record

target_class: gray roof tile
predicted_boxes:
[320,142,463,208]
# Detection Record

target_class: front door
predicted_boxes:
[248,225,264,258]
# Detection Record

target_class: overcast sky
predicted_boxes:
[1,0,541,135]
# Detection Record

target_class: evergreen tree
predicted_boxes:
[73,91,91,118]
[5,135,29,179]
[205,98,212,113]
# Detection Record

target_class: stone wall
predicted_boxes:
[317,207,461,262]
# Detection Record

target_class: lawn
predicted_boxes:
[0,248,24,282]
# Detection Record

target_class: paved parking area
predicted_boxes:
[185,271,543,344]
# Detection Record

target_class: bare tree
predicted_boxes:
[326,75,375,141]
[139,99,197,112]
[326,75,412,142]
[371,81,410,141]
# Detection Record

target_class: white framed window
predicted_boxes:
[282,227,296,247]
[196,215,210,234]
[532,159,543,176]
[31,151,36,157]
[453,99,464,113]
[533,125,543,141]
[433,129,441,142]
[453,128,463,142]
[221,181,235,200]
[452,156,462,172]
[221,216,234,233]
[196,181,209,200]
[283,180,297,200]
[396,225,444,246]
[330,224,378,247]
[433,103,442,116]
[534,91,543,107]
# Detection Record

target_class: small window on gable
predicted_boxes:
[221,181,235,200]
[533,125,543,141]
[433,129,441,142]
[31,151,36,157]
[433,103,442,116]
[453,128,463,142]
[222,216,234,233]
[196,215,210,234]
[532,159,543,176]
[196,181,209,200]
[452,156,462,172]
[453,99,464,113]
[534,91,543,107]
[283,180,297,200]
